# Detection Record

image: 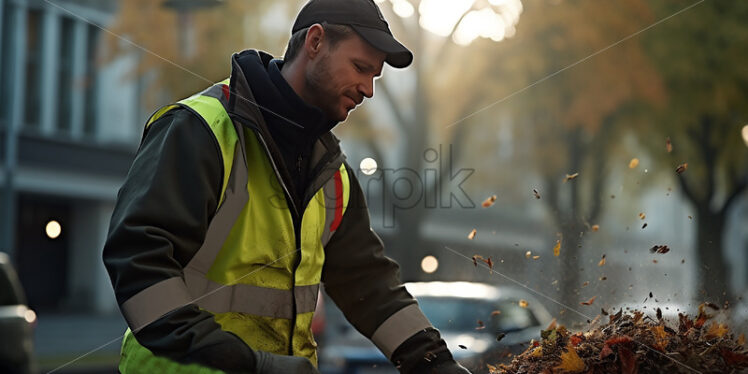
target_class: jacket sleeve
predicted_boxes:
[102,108,256,372]
[321,163,455,372]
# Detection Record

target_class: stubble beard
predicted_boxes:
[305,53,343,121]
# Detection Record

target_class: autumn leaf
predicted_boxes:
[619,346,638,374]
[581,296,597,306]
[666,137,672,153]
[705,323,729,340]
[533,188,541,199]
[519,299,529,308]
[598,254,606,267]
[649,245,670,254]
[651,325,669,351]
[629,158,640,169]
[554,344,586,372]
[491,310,502,316]
[468,229,477,240]
[720,348,748,365]
[472,255,483,267]
[458,344,467,349]
[675,162,688,174]
[482,195,497,208]
[591,224,599,232]
[525,250,532,259]
[639,212,646,220]
[476,320,485,330]
[553,239,561,257]
[564,172,579,182]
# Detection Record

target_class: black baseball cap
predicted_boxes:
[292,0,413,68]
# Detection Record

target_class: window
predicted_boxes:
[24,9,42,129]
[57,17,75,132]
[0,3,14,124]
[83,24,100,136]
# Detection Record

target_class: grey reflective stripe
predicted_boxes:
[320,173,338,247]
[371,304,434,359]
[185,119,249,274]
[121,277,192,331]
[184,267,318,318]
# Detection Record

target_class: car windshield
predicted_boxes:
[417,297,539,333]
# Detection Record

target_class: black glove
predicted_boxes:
[252,351,320,374]
[392,328,471,374]
[426,360,472,374]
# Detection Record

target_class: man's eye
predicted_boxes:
[354,64,363,72]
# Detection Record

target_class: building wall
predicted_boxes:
[0,0,139,314]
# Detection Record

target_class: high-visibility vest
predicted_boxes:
[117,79,350,373]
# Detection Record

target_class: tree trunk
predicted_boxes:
[695,208,732,304]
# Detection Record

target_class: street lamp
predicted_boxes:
[162,0,224,59]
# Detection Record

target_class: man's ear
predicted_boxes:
[305,24,325,58]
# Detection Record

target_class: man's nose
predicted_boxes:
[358,78,374,99]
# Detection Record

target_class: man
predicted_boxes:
[103,0,472,373]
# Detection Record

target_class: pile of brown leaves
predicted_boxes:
[493,305,748,374]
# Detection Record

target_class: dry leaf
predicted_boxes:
[629,158,639,169]
[650,245,670,254]
[582,281,590,287]
[581,296,597,306]
[591,224,599,232]
[666,137,672,153]
[486,363,499,374]
[676,163,688,174]
[705,323,729,339]
[553,239,561,257]
[496,332,506,342]
[639,212,646,220]
[598,254,606,267]
[525,250,532,259]
[564,172,579,182]
[519,299,528,308]
[533,188,541,199]
[532,255,540,260]
[652,325,669,351]
[476,320,485,330]
[555,345,586,372]
[482,195,497,208]
[491,310,502,316]
[642,222,648,229]
[468,229,477,240]
[458,344,467,349]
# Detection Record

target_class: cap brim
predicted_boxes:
[351,25,413,68]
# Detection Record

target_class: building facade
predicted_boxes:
[0,0,143,314]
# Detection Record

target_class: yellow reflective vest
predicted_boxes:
[118,78,350,373]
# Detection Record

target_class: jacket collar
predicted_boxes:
[226,50,346,199]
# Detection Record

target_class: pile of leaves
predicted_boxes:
[493,304,748,374]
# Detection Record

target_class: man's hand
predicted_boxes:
[253,351,320,374]
[426,361,472,374]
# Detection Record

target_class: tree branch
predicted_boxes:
[376,78,411,131]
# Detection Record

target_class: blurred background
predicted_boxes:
[0,0,746,372]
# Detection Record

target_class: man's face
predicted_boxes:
[304,33,386,122]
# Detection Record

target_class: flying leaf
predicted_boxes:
[519,299,529,308]
[533,188,541,199]
[564,172,579,182]
[676,162,688,174]
[553,239,561,257]
[598,254,606,267]
[591,224,599,232]
[639,212,646,220]
[468,229,477,240]
[629,158,639,169]
[476,320,485,330]
[581,296,597,306]
[525,250,532,259]
[482,195,497,208]
[650,245,670,254]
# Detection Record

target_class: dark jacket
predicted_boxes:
[103,50,452,373]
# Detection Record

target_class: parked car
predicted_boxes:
[0,252,36,374]
[318,281,552,374]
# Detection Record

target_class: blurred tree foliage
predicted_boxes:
[640,0,748,304]
[104,0,295,107]
[479,0,666,317]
